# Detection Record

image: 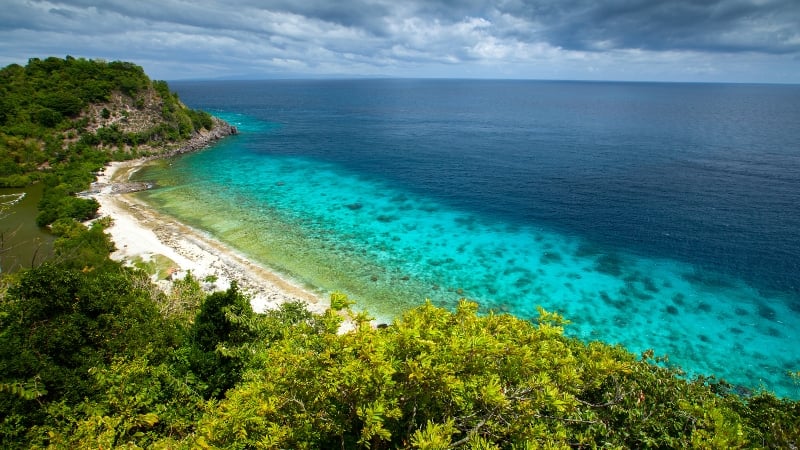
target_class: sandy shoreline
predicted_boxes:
[88,159,329,315]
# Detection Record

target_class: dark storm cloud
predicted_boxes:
[516,0,800,54]
[259,0,394,34]
[13,0,798,54]
[10,0,389,37]
[7,0,799,54]
[398,0,800,54]
[1,0,798,81]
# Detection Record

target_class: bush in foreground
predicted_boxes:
[2,270,799,449]
[190,300,798,449]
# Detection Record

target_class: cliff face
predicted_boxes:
[65,84,235,156]
[83,88,165,136]
[81,86,236,140]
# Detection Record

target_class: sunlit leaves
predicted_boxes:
[2,258,799,448]
[410,419,457,450]
[330,290,355,311]
[0,379,47,401]
[186,297,800,448]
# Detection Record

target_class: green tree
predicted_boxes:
[187,283,258,399]
[0,261,181,448]
[191,299,797,449]
[40,91,84,117]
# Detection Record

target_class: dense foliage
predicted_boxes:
[0,57,798,448]
[0,56,214,226]
[2,270,799,448]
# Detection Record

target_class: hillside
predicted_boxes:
[0,56,234,228]
[0,56,234,188]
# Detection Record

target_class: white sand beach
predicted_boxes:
[89,160,329,315]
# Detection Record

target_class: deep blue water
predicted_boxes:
[139,79,800,397]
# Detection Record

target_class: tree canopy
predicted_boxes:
[2,275,799,448]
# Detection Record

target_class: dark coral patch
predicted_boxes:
[600,291,631,309]
[766,327,782,338]
[540,251,562,264]
[390,194,409,203]
[454,215,477,230]
[642,277,660,293]
[697,302,712,313]
[514,277,532,288]
[623,273,639,284]
[345,202,363,211]
[594,253,623,277]
[758,304,777,321]
[682,270,734,289]
[575,242,601,257]
[620,285,654,301]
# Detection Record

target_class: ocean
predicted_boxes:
[133,79,800,397]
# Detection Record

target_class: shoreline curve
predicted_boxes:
[87,119,329,315]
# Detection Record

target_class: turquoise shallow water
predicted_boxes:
[135,112,798,398]
[134,80,800,398]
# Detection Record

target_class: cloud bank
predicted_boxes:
[1,0,798,82]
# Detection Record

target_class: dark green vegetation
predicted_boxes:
[2,269,799,448]
[1,57,799,448]
[0,56,214,227]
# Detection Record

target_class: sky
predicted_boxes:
[1,0,799,83]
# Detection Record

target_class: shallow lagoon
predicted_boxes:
[138,135,798,398]
[137,80,800,397]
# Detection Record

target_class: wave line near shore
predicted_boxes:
[90,159,328,315]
